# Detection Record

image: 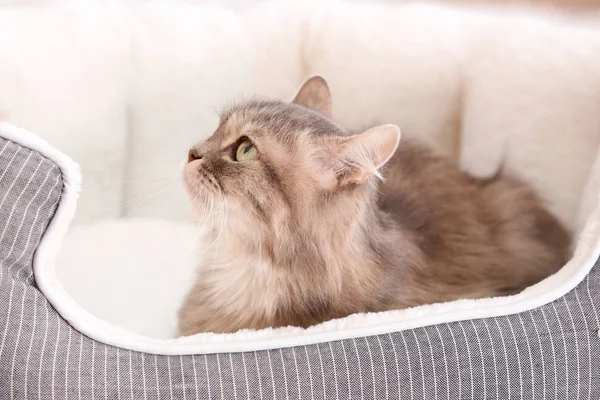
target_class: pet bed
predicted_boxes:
[1,122,600,399]
[2,1,600,399]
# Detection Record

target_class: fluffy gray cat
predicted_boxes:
[178,76,569,335]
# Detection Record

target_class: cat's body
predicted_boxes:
[178,77,570,336]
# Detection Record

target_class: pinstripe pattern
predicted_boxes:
[1,136,600,399]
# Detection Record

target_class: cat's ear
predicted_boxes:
[312,124,401,189]
[292,75,332,118]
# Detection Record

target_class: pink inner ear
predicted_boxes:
[378,133,401,166]
[292,76,333,118]
[352,124,401,170]
[339,167,369,186]
[309,125,400,189]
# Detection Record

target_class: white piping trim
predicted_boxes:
[1,121,599,356]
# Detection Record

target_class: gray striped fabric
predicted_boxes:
[1,135,599,400]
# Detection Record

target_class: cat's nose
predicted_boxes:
[188,148,203,163]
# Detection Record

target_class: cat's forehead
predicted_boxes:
[217,99,340,145]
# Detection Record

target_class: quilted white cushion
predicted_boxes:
[3,0,600,339]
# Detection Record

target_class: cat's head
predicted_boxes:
[182,76,400,257]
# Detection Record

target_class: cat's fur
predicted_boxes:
[178,76,570,335]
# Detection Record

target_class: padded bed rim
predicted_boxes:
[2,121,599,355]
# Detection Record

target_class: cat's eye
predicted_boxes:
[235,139,257,161]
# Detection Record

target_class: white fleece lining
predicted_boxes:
[2,121,599,356]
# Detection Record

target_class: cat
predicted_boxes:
[177,76,570,336]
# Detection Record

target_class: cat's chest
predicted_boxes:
[197,250,289,318]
